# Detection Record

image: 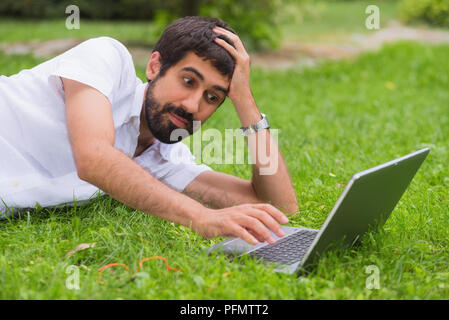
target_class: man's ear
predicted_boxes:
[146,51,162,81]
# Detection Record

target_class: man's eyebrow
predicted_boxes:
[212,85,228,96]
[182,67,204,81]
[182,67,228,96]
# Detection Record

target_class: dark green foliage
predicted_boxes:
[399,0,449,27]
[149,0,287,51]
[0,0,290,51]
[201,0,282,50]
[0,0,160,20]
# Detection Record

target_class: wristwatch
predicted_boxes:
[240,113,270,136]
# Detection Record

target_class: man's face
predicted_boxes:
[144,52,230,144]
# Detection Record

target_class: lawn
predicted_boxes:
[0,18,159,46]
[0,0,401,47]
[1,39,448,299]
[281,0,400,44]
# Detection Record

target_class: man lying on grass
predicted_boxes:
[0,16,298,245]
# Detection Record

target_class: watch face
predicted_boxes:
[256,119,268,129]
[241,113,269,136]
[255,115,269,130]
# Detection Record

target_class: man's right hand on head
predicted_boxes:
[194,203,289,246]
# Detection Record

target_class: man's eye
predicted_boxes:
[207,93,219,103]
[183,77,194,86]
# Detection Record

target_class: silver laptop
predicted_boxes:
[208,148,430,275]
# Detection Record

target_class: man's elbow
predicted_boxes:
[277,199,298,215]
[270,192,299,215]
[74,149,103,182]
[75,157,94,182]
[286,201,299,215]
[259,197,298,215]
[73,141,113,182]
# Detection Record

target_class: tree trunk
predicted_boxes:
[181,0,201,17]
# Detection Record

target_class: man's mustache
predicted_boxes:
[163,103,193,124]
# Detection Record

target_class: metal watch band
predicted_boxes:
[240,113,270,136]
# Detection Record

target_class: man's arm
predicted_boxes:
[64,77,205,227]
[184,171,263,209]
[184,27,298,214]
[184,128,298,214]
[63,77,289,245]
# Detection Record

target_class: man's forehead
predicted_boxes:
[174,52,230,88]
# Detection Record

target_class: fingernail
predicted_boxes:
[269,236,276,244]
[279,229,286,237]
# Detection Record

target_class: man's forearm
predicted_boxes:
[233,98,298,213]
[249,129,298,213]
[77,143,207,228]
[211,26,298,214]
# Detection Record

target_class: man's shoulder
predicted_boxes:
[81,36,137,83]
[53,36,139,105]
[89,36,127,49]
[82,36,132,61]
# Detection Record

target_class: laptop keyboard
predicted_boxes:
[248,229,318,265]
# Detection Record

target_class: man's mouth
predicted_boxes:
[168,112,188,128]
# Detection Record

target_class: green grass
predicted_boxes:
[1,40,448,299]
[0,1,401,48]
[0,18,158,45]
[281,0,400,44]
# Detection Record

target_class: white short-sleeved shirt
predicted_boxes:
[0,37,211,217]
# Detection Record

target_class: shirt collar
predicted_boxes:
[129,80,147,131]
[131,80,147,119]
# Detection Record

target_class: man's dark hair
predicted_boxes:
[152,16,236,79]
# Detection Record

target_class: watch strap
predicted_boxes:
[241,113,270,136]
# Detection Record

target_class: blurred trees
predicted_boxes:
[154,0,286,50]
[0,0,165,20]
[0,0,294,50]
[400,0,449,28]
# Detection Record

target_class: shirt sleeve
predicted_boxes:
[49,36,133,105]
[134,141,213,192]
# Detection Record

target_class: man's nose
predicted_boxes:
[181,90,202,114]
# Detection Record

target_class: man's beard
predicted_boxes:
[144,78,194,144]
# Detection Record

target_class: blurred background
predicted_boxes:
[0,0,448,70]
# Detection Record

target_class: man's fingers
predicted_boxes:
[213,26,246,53]
[213,26,236,38]
[238,215,276,245]
[233,225,259,245]
[214,37,238,60]
[246,208,286,239]
[255,203,289,225]
[247,228,266,243]
[211,204,290,246]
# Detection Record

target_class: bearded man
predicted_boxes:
[0,17,298,245]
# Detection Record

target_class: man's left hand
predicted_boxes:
[213,26,253,108]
